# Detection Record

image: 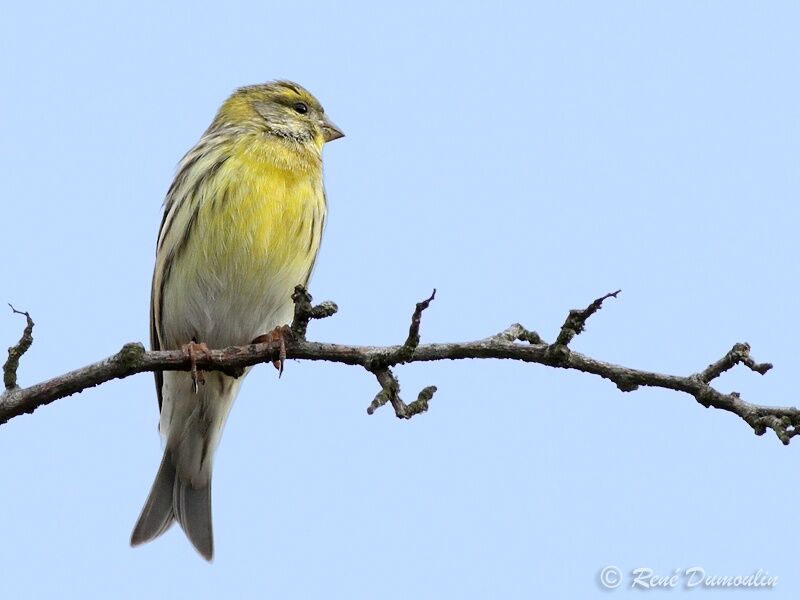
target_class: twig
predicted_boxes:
[4,305,34,391]
[404,289,436,350]
[553,289,621,348]
[698,342,773,383]
[363,289,438,417]
[366,367,437,419]
[290,285,338,340]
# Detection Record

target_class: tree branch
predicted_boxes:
[3,305,34,391]
[2,287,789,445]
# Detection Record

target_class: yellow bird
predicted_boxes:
[130,81,343,560]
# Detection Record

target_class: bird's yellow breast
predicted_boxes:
[159,135,326,348]
[201,140,324,277]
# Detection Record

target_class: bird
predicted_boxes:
[130,81,343,560]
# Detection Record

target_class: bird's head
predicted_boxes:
[212,80,344,146]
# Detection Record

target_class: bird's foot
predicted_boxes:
[182,341,210,393]
[252,325,292,376]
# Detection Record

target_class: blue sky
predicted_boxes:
[1,1,798,597]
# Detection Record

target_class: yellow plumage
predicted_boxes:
[159,137,326,349]
[131,81,343,560]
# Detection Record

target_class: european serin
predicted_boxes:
[130,81,343,560]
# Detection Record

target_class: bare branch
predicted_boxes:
[290,285,338,340]
[360,289,438,417]
[366,367,437,419]
[0,288,789,446]
[698,342,773,383]
[553,289,621,348]
[4,305,34,391]
[404,289,436,350]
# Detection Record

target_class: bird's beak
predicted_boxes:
[321,117,344,143]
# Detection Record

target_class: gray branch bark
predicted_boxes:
[2,286,790,445]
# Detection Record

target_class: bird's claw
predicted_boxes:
[182,341,210,393]
[252,325,292,376]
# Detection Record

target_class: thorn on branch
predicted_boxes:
[4,305,34,391]
[290,285,338,340]
[697,342,773,383]
[366,367,436,419]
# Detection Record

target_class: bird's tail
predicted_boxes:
[131,370,242,561]
[130,447,214,561]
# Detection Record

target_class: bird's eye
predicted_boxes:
[292,102,309,114]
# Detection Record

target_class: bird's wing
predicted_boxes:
[150,271,164,411]
[150,144,230,410]
[150,161,190,411]
[151,203,172,411]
